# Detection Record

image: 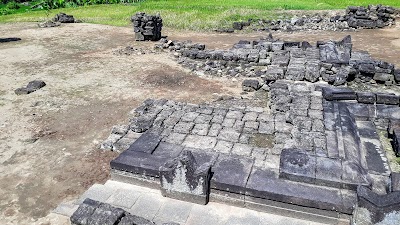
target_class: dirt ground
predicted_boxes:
[0,22,399,225]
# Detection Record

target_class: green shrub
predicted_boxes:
[6,1,20,9]
[0,8,11,15]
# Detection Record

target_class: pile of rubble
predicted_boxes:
[155,34,400,87]
[131,12,163,41]
[233,5,398,32]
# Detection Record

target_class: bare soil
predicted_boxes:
[0,22,399,224]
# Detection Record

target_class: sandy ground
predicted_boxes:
[0,22,399,225]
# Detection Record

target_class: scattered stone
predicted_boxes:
[53,13,75,23]
[15,80,46,95]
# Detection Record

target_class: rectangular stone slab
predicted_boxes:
[110,151,167,177]
[315,157,342,188]
[376,93,399,105]
[279,149,316,184]
[322,87,356,101]
[356,92,376,104]
[246,168,354,214]
[211,154,254,194]
[126,130,161,154]
[152,142,183,158]
[364,141,388,175]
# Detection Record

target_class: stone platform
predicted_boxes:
[99,80,400,224]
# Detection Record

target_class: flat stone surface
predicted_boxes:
[152,142,184,158]
[364,141,388,174]
[182,135,217,149]
[214,141,233,154]
[174,122,195,134]
[211,154,254,194]
[153,199,193,224]
[128,192,166,221]
[127,130,161,154]
[110,151,167,177]
[76,184,114,204]
[231,143,253,157]
[218,127,241,142]
[315,157,342,187]
[106,188,141,209]
[246,168,353,214]
[279,149,316,183]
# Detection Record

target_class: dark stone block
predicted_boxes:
[70,199,101,225]
[232,22,243,30]
[15,80,46,95]
[119,214,155,225]
[87,202,125,225]
[357,186,400,224]
[152,142,183,158]
[394,69,400,83]
[110,150,167,177]
[246,168,354,214]
[393,129,400,157]
[160,150,211,205]
[0,37,21,43]
[26,80,46,90]
[364,141,387,174]
[391,173,400,192]
[356,92,376,104]
[211,154,253,194]
[127,130,161,154]
[322,87,356,101]
[54,13,75,23]
[315,157,342,188]
[242,79,260,92]
[376,93,399,105]
[279,149,316,184]
[388,119,400,137]
[358,63,376,75]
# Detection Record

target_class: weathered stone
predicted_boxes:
[54,13,75,23]
[119,214,155,225]
[87,202,125,225]
[211,155,254,194]
[322,87,356,100]
[160,150,211,205]
[376,93,399,105]
[70,199,100,225]
[127,130,161,154]
[15,80,46,95]
[279,149,316,183]
[356,92,376,104]
[242,79,260,92]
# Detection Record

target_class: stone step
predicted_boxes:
[246,168,357,215]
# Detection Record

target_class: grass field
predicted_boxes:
[0,0,399,30]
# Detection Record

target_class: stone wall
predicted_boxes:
[156,34,398,87]
[131,12,163,41]
[233,5,398,32]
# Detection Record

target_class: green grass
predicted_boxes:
[0,0,399,30]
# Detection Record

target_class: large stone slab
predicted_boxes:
[127,130,162,154]
[322,87,356,101]
[315,157,342,188]
[110,151,167,177]
[246,168,355,214]
[279,149,316,184]
[211,154,254,194]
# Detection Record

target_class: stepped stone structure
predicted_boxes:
[97,79,400,224]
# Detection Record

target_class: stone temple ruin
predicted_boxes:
[131,12,163,41]
[70,6,400,225]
